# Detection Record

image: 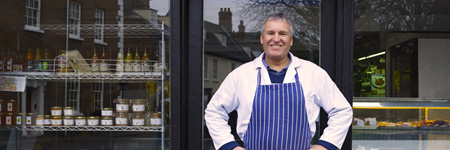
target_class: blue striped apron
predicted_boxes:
[243,69,311,150]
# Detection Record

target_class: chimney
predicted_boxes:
[218,8,232,32]
[238,20,245,41]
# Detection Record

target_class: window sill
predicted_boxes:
[69,35,84,41]
[213,79,219,82]
[24,26,45,34]
[94,40,107,46]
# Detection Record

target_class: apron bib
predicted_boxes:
[243,69,311,150]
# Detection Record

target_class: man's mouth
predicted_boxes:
[270,45,283,47]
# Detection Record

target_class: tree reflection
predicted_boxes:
[354,0,438,31]
[235,0,320,52]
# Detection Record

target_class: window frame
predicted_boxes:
[212,58,218,81]
[24,0,44,33]
[94,8,105,44]
[69,1,82,39]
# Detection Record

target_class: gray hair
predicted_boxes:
[260,13,295,37]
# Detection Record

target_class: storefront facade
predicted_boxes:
[1,0,449,150]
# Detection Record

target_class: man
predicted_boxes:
[205,13,353,150]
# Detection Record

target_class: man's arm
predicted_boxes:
[315,70,353,149]
[205,73,241,150]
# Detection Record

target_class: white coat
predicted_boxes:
[205,53,353,149]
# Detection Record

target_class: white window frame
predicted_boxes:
[69,1,82,39]
[213,58,218,81]
[94,8,106,45]
[25,0,44,33]
[204,56,209,81]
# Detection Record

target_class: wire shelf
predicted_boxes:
[0,72,163,82]
[5,126,162,132]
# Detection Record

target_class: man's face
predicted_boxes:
[260,19,293,60]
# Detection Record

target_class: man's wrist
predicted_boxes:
[316,140,337,150]
[219,141,240,150]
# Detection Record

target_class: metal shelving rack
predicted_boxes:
[5,126,162,132]
[0,23,167,149]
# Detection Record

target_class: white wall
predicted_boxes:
[418,38,450,98]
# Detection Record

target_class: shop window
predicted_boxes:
[94,8,105,44]
[69,1,82,39]
[25,0,42,32]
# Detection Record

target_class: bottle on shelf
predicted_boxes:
[25,48,33,72]
[133,47,142,72]
[116,51,124,72]
[13,53,24,72]
[42,48,50,71]
[91,48,99,72]
[100,47,108,72]
[142,47,151,72]
[0,50,4,72]
[57,50,71,72]
[34,48,42,70]
[124,47,133,72]
[5,49,13,72]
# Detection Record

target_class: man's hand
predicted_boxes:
[309,145,327,150]
[232,146,245,150]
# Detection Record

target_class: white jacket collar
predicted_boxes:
[253,52,302,84]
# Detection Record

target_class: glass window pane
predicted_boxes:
[1,0,171,149]
[203,0,320,149]
[353,0,450,149]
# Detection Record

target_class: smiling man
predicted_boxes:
[205,13,353,150]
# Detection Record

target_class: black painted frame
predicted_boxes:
[170,0,353,149]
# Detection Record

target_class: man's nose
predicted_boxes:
[273,33,280,42]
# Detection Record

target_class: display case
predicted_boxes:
[352,98,450,149]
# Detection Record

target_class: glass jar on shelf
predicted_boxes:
[26,113,35,126]
[150,112,162,127]
[0,99,5,112]
[51,106,63,116]
[132,113,145,126]
[6,113,15,126]
[64,107,74,116]
[16,113,22,126]
[43,115,51,126]
[101,116,114,126]
[75,116,86,126]
[115,113,129,126]
[101,108,113,117]
[36,115,44,126]
[131,99,147,113]
[87,116,99,126]
[114,99,130,113]
[7,100,17,113]
[64,116,74,126]
[51,116,62,126]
